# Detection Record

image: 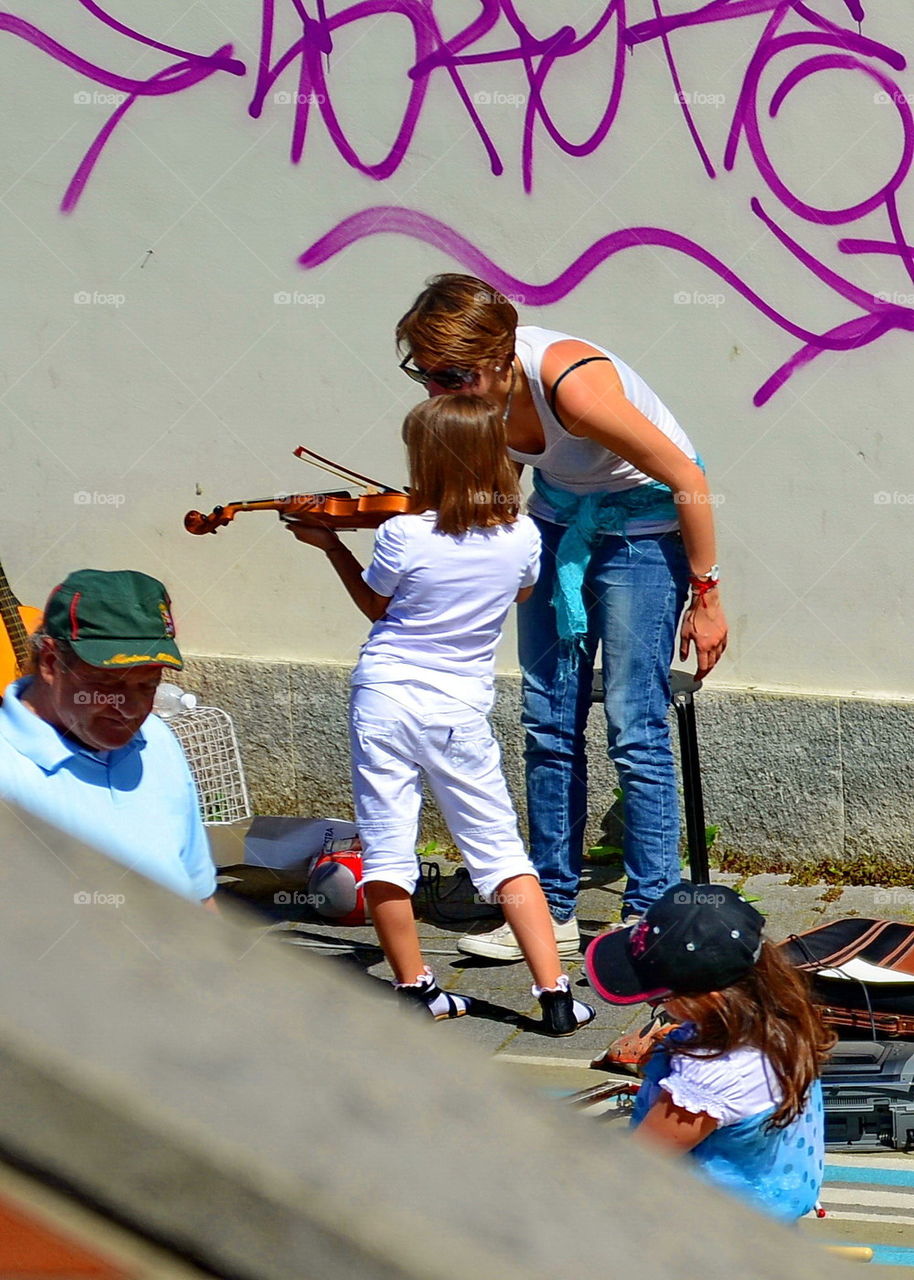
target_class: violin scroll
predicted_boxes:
[184,507,231,535]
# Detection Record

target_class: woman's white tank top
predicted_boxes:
[510,325,696,527]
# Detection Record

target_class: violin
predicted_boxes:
[185,444,410,536]
[185,489,410,535]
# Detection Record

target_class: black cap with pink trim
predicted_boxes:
[585,882,765,1005]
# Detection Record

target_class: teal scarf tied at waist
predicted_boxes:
[532,462,703,647]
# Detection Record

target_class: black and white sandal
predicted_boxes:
[395,967,472,1020]
[534,976,596,1037]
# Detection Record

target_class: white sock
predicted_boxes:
[532,975,595,1026]
[425,988,471,1018]
[531,973,572,998]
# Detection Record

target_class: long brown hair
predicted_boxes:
[668,941,836,1128]
[402,395,520,536]
[396,274,518,370]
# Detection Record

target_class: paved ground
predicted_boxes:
[218,856,914,1268]
[221,855,905,1064]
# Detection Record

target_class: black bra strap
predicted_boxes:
[548,356,613,430]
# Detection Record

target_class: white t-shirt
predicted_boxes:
[353,512,541,711]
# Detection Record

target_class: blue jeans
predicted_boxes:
[518,518,690,922]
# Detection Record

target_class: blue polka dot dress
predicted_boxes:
[632,1031,825,1221]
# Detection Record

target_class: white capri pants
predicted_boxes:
[349,685,538,901]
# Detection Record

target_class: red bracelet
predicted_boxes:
[689,576,718,607]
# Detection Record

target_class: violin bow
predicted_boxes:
[293,445,397,493]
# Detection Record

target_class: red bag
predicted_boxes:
[308,843,368,925]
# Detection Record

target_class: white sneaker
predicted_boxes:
[457,916,580,961]
[604,914,643,934]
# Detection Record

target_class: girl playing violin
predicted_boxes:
[287,394,596,1035]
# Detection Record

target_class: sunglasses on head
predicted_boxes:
[398,354,477,392]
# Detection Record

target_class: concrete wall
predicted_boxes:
[184,655,914,871]
[3,2,914,699]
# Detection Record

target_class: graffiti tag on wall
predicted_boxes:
[4,0,913,403]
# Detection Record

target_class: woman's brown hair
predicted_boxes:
[668,940,836,1128]
[396,274,518,370]
[402,394,520,536]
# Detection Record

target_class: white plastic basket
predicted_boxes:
[165,705,252,825]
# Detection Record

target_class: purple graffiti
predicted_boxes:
[0,7,244,212]
[248,1,440,180]
[291,0,914,403]
[299,199,914,406]
[6,0,914,403]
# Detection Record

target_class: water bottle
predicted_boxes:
[153,681,197,718]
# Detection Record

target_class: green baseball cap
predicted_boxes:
[43,569,183,669]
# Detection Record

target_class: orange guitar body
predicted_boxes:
[0,604,41,692]
[0,559,41,693]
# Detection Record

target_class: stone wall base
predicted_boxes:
[182,656,914,871]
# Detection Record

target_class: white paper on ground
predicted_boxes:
[244,816,358,873]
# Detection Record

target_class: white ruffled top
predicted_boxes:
[660,1047,781,1127]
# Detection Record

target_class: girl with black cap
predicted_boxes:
[585,883,835,1221]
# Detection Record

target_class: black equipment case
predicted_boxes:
[783,918,914,1150]
[821,1040,914,1151]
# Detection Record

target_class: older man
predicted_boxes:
[0,569,216,906]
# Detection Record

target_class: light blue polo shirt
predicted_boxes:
[0,678,216,902]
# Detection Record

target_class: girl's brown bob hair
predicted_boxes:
[397,274,518,371]
[402,394,520,536]
[668,940,836,1128]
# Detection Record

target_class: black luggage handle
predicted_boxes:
[669,670,710,885]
